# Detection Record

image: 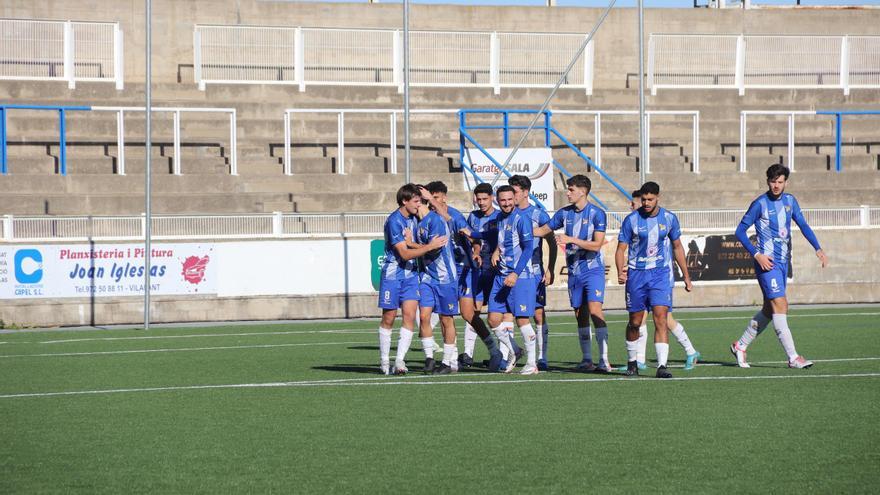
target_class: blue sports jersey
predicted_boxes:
[497,209,535,278]
[445,206,474,270]
[417,210,458,285]
[547,203,607,276]
[467,208,501,270]
[381,209,419,280]
[618,207,682,271]
[735,192,821,264]
[519,204,551,276]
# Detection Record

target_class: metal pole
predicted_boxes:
[144,0,152,330]
[638,0,647,185]
[489,0,617,187]
[403,0,411,183]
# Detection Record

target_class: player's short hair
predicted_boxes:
[496,184,515,196]
[425,181,448,194]
[631,189,642,198]
[566,174,591,192]
[766,164,790,181]
[473,182,493,196]
[640,181,660,195]
[508,175,531,191]
[396,183,421,206]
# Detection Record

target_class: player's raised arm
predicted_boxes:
[790,197,828,268]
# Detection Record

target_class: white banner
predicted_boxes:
[0,243,217,299]
[462,147,555,211]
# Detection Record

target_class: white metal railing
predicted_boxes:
[3,207,875,242]
[90,107,238,176]
[0,19,123,89]
[282,108,700,176]
[194,24,594,95]
[739,110,817,173]
[649,34,880,95]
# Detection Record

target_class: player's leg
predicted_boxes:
[377,278,403,375]
[669,312,700,370]
[488,276,516,371]
[651,304,672,378]
[393,298,419,375]
[418,284,438,374]
[569,274,594,371]
[770,294,812,368]
[432,284,461,374]
[586,270,610,372]
[512,280,538,375]
[502,312,521,359]
[623,270,649,376]
[620,309,648,371]
[534,275,548,370]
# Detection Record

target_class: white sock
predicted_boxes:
[738,311,771,349]
[421,337,434,359]
[670,323,696,355]
[395,327,414,363]
[429,312,440,330]
[577,326,592,363]
[463,323,478,358]
[520,324,537,366]
[772,313,799,360]
[379,327,392,363]
[626,339,639,362]
[493,325,514,359]
[535,323,544,362]
[655,342,670,367]
[540,323,549,361]
[595,326,609,367]
[443,344,457,366]
[506,328,521,355]
[637,325,648,363]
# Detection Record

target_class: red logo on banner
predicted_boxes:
[181,255,210,284]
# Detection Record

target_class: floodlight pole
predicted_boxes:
[403,0,411,183]
[638,0,647,185]
[144,0,152,330]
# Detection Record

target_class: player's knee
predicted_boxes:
[591,315,606,328]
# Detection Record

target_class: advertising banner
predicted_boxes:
[0,243,217,299]
[462,147,555,211]
[672,234,793,283]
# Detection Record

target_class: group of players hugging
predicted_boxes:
[376,163,827,378]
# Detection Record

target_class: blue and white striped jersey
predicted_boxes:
[547,203,607,276]
[467,208,501,271]
[735,192,821,264]
[618,207,682,271]
[381,209,419,280]
[417,210,458,285]
[446,206,474,270]
[497,209,535,279]
[518,204,551,276]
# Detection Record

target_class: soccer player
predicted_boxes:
[620,189,701,371]
[730,164,827,369]
[379,184,448,375]
[507,175,557,371]
[534,174,611,372]
[615,182,693,378]
[487,185,539,375]
[423,181,503,371]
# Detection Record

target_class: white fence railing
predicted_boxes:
[194,25,593,95]
[2,207,875,242]
[0,19,123,89]
[649,34,880,95]
[282,108,700,176]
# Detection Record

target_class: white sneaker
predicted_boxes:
[520,364,539,375]
[393,359,408,375]
[730,342,750,368]
[504,350,517,374]
[788,356,813,369]
[380,360,391,375]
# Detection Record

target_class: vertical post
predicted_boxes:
[459,111,466,170]
[859,205,870,228]
[114,24,124,90]
[834,112,842,173]
[584,39,594,96]
[648,34,656,96]
[337,112,345,175]
[739,112,747,173]
[0,108,6,175]
[840,35,850,96]
[693,112,700,174]
[735,34,745,96]
[594,113,601,169]
[117,109,126,175]
[490,32,500,95]
[194,28,203,90]
[283,111,292,175]
[59,109,67,176]
[503,111,510,148]
[295,27,305,92]
[229,110,238,176]
[644,112,651,174]
[390,112,398,174]
[173,110,181,175]
[637,0,647,185]
[145,0,153,331]
[403,0,411,183]
[273,211,283,237]
[64,21,75,89]
[787,113,795,172]
[393,30,402,93]
[544,111,551,147]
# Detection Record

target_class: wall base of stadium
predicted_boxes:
[3,282,878,329]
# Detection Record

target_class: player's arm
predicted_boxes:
[534,224,553,237]
[791,199,827,268]
[735,201,773,271]
[506,222,535,287]
[615,241,629,285]
[559,231,606,252]
[671,238,693,292]
[544,231,557,285]
[393,235,447,261]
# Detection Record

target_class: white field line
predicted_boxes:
[33,311,880,345]
[0,341,373,359]
[1,372,879,400]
